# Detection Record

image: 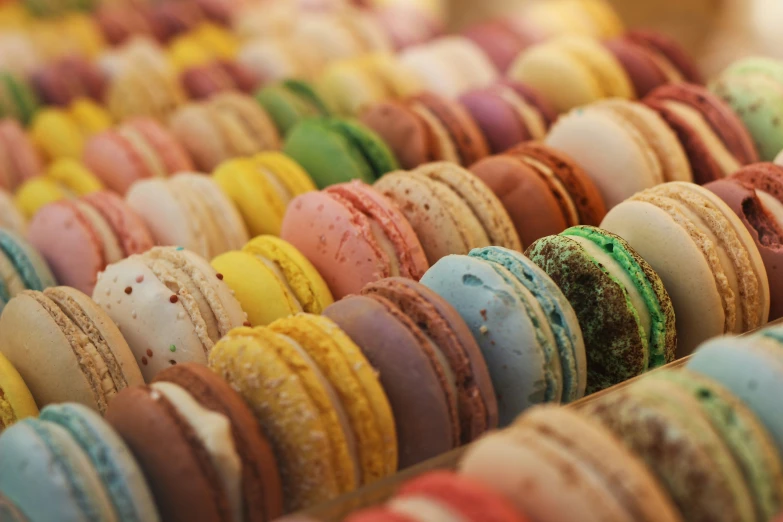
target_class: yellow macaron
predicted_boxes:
[29,99,111,161]
[0,351,38,430]
[15,158,103,219]
[208,325,356,511]
[213,152,316,237]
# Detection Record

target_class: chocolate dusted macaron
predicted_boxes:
[324,277,498,468]
[706,163,783,320]
[526,226,676,393]
[459,80,556,154]
[106,362,284,522]
[645,83,759,184]
[359,91,489,169]
[470,142,606,246]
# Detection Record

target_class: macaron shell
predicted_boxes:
[82,191,154,258]
[83,131,153,194]
[359,100,437,170]
[421,255,549,425]
[0,351,38,428]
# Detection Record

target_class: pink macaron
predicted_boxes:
[83,117,193,194]
[0,119,43,191]
[27,191,154,294]
[281,180,429,299]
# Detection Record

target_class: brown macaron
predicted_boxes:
[324,277,497,469]
[105,363,283,522]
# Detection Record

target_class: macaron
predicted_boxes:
[644,83,759,183]
[0,228,56,308]
[92,246,248,381]
[546,99,692,208]
[463,18,542,72]
[359,91,489,170]
[180,59,259,100]
[255,79,331,136]
[458,81,555,155]
[126,172,249,261]
[0,403,159,522]
[236,36,322,85]
[0,188,24,235]
[527,225,675,392]
[0,286,143,413]
[212,152,316,237]
[283,117,399,188]
[208,315,397,511]
[0,72,39,126]
[29,103,110,162]
[105,362,284,522]
[0,493,29,522]
[317,53,420,117]
[459,405,681,522]
[106,60,186,122]
[508,35,634,114]
[398,36,498,99]
[15,158,103,219]
[687,331,783,457]
[83,117,194,194]
[212,235,333,326]
[30,56,106,107]
[469,142,607,246]
[624,30,702,84]
[28,190,154,295]
[169,91,281,172]
[374,162,521,263]
[0,119,42,191]
[0,352,37,431]
[706,163,783,320]
[346,471,528,522]
[710,57,783,161]
[281,180,428,299]
[518,0,625,39]
[421,247,586,424]
[585,369,780,522]
[601,182,770,355]
[324,277,498,467]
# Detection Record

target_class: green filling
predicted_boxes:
[329,118,400,178]
[563,226,668,369]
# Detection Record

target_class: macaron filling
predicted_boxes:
[256,256,304,312]
[117,127,167,178]
[497,87,547,140]
[756,190,783,230]
[411,103,460,164]
[74,201,125,266]
[151,382,244,522]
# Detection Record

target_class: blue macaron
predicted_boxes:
[0,229,56,308]
[687,331,783,455]
[0,403,159,522]
[420,247,585,425]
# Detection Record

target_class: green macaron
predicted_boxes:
[283,117,399,188]
[526,225,676,393]
[255,79,331,136]
[585,368,780,522]
[710,57,783,161]
[0,73,39,126]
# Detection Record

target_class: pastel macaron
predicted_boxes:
[0,352,37,431]
[460,405,681,522]
[346,471,528,522]
[209,315,397,511]
[0,286,144,413]
[15,158,104,220]
[601,182,770,355]
[470,142,607,246]
[374,162,521,263]
[644,83,759,183]
[359,91,489,170]
[106,362,284,522]
[281,180,429,299]
[546,98,692,208]
[0,228,57,309]
[283,117,399,188]
[28,190,154,295]
[0,403,160,522]
[180,59,259,100]
[706,163,783,320]
[126,172,249,260]
[324,277,498,467]
[212,235,333,327]
[30,56,106,107]
[508,35,634,113]
[585,368,782,522]
[169,91,281,172]
[213,152,316,237]
[421,247,587,424]
[0,118,43,191]
[92,246,248,381]
[83,117,194,194]
[255,79,331,136]
[29,99,112,162]
[710,57,783,161]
